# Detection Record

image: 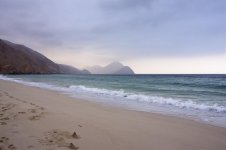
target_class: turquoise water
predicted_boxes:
[1,74,226,127]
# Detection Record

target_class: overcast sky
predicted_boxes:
[0,0,225,73]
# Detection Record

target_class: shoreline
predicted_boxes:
[1,74,225,129]
[1,74,225,128]
[1,79,226,150]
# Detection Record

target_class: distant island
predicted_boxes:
[0,39,134,75]
[86,61,134,75]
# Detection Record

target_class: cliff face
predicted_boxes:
[0,39,89,74]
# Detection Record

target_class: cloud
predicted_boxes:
[97,0,226,57]
[0,0,225,61]
[100,0,154,11]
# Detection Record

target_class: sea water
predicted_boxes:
[1,74,226,127]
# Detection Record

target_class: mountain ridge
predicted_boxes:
[0,39,134,75]
[86,61,135,74]
[0,39,90,74]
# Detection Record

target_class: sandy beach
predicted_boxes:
[0,79,226,150]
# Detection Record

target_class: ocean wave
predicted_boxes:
[1,75,226,113]
[69,85,226,113]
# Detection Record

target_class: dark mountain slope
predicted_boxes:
[0,39,90,74]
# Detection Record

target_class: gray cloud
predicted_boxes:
[100,0,154,11]
[0,0,225,60]
[97,0,226,56]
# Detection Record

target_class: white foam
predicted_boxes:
[68,85,226,113]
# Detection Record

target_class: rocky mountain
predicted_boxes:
[86,61,135,74]
[0,39,90,74]
[114,66,134,74]
[58,64,90,74]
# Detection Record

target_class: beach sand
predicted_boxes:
[0,80,226,150]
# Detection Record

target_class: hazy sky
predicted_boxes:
[0,0,225,73]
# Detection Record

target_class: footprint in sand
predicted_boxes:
[22,101,27,104]
[34,105,45,111]
[0,122,7,125]
[28,109,37,113]
[0,137,16,150]
[39,129,80,149]
[8,96,14,99]
[68,143,79,150]
[1,107,8,112]
[78,125,83,128]
[27,105,46,121]
[27,145,34,149]
[1,103,16,112]
[12,130,19,134]
[30,103,35,106]
[72,132,80,139]
[28,112,46,121]
[18,111,26,114]
[0,117,10,121]
[12,114,18,119]
[39,107,45,110]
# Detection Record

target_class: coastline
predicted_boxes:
[1,79,226,150]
